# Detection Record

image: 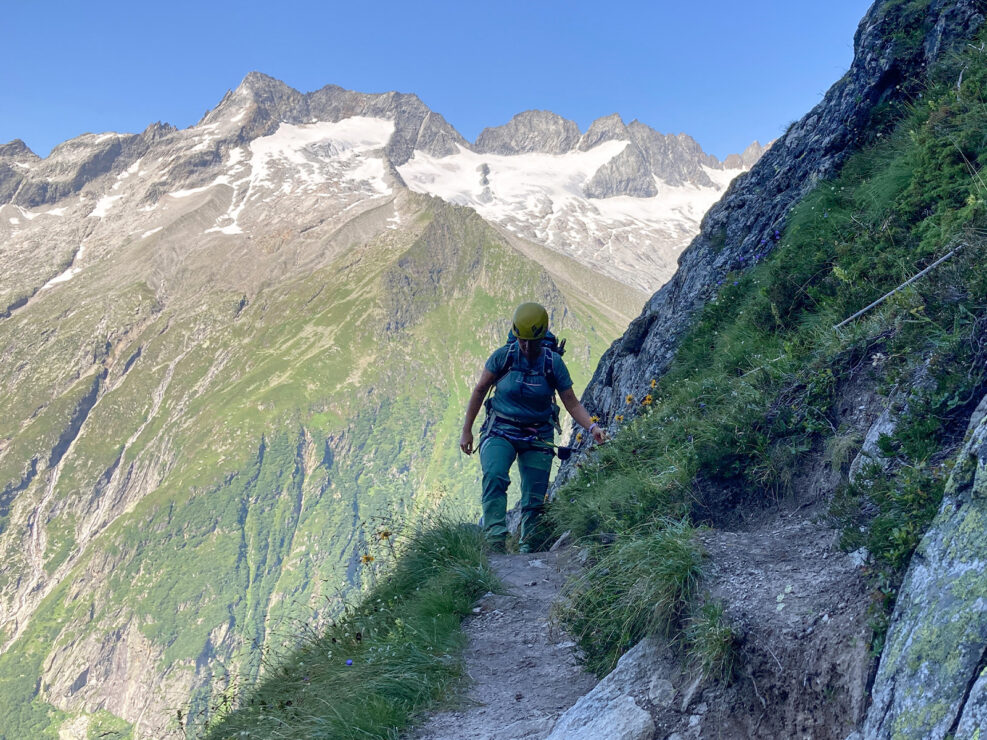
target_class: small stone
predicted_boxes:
[550,530,572,551]
[648,677,675,706]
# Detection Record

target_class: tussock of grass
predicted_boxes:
[685,601,738,682]
[555,520,704,675]
[201,520,498,740]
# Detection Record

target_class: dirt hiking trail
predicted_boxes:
[408,550,597,740]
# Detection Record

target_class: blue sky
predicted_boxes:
[2,1,873,160]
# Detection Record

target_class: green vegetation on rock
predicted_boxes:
[549,28,987,673]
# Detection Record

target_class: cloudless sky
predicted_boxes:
[2,0,873,160]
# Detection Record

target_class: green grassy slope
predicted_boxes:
[0,196,631,737]
[548,27,987,674]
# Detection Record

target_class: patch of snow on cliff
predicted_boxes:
[90,194,123,218]
[41,244,87,289]
[248,118,395,193]
[398,144,745,291]
[141,227,163,239]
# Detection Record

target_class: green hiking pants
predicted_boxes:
[479,433,553,548]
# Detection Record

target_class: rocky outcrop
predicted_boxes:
[546,638,658,740]
[577,113,629,150]
[568,0,987,443]
[722,140,768,170]
[626,123,719,188]
[861,392,987,739]
[583,144,658,198]
[474,110,582,155]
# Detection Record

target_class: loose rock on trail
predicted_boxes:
[408,550,597,740]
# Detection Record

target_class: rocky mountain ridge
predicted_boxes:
[1,76,763,296]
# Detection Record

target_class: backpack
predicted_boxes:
[485,330,566,434]
[494,329,565,379]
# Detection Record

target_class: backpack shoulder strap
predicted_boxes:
[491,344,517,386]
[543,347,557,389]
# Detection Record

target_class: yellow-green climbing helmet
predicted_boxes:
[512,302,549,341]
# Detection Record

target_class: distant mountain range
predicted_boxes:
[0,73,759,738]
[1,72,764,298]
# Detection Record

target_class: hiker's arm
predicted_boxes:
[460,368,496,455]
[559,388,606,443]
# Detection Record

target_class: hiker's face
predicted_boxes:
[518,338,540,361]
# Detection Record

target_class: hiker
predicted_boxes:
[460,302,606,552]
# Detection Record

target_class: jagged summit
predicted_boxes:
[723,139,768,169]
[0,140,37,159]
[474,110,582,155]
[577,113,628,150]
[199,74,466,165]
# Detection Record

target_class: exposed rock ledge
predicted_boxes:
[858,392,987,739]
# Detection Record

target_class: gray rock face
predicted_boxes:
[474,110,581,155]
[627,123,718,188]
[0,122,176,208]
[861,392,987,739]
[0,139,37,159]
[546,638,659,740]
[564,0,987,450]
[723,140,768,170]
[956,668,987,738]
[583,144,658,198]
[577,115,757,198]
[849,362,937,483]
[577,113,629,150]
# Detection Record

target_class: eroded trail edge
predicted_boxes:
[409,550,597,740]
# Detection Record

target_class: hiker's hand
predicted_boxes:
[460,430,474,455]
[591,426,607,444]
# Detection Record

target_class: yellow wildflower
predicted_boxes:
[361,554,375,564]
[616,414,624,422]
[625,394,634,404]
[377,529,392,540]
[641,394,653,406]
[590,415,600,423]
[650,379,657,389]
[576,432,583,443]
